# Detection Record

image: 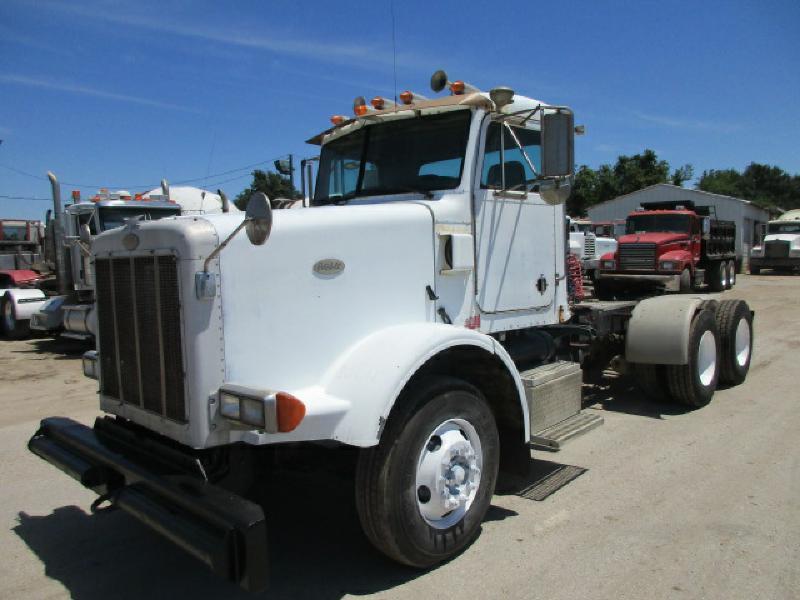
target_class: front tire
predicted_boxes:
[666,309,720,408]
[679,268,692,292]
[1,294,30,339]
[355,377,499,568]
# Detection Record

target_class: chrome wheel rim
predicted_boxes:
[415,418,482,530]
[697,330,717,387]
[735,318,751,367]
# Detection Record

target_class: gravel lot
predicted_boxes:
[1,274,798,599]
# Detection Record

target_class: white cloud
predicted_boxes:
[0,74,201,113]
[32,1,424,71]
[634,111,740,134]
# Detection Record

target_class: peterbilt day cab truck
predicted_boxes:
[28,71,755,592]
[595,200,738,300]
[749,210,800,274]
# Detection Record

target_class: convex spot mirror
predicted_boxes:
[245,192,273,246]
[541,111,575,178]
[79,223,92,245]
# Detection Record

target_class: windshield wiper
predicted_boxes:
[316,191,358,206]
[358,187,434,200]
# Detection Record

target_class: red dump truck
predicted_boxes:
[595,200,737,300]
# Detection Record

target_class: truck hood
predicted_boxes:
[618,232,687,245]
[212,203,437,392]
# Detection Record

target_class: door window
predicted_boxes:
[481,123,541,190]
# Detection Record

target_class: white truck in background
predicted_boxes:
[1,176,235,339]
[749,209,800,274]
[29,71,754,592]
[568,217,617,280]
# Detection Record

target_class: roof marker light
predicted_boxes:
[450,80,465,95]
[330,115,347,126]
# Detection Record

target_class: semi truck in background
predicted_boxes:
[567,217,617,280]
[28,71,754,591]
[749,209,800,274]
[1,174,234,339]
[595,200,738,300]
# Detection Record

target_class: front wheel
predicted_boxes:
[679,268,692,292]
[355,377,499,568]
[1,294,30,339]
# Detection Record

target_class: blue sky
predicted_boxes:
[1,0,798,220]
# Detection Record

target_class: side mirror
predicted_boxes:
[79,223,92,245]
[541,111,574,178]
[245,192,273,246]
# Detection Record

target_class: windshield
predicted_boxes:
[99,207,180,231]
[768,222,800,234]
[626,214,691,234]
[0,224,28,241]
[313,110,472,205]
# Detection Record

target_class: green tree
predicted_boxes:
[568,149,687,216]
[698,163,800,210]
[234,170,300,210]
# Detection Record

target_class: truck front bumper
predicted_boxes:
[596,272,678,284]
[28,417,268,592]
[749,257,800,269]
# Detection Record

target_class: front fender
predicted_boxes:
[2,288,47,320]
[321,322,528,447]
[659,250,693,266]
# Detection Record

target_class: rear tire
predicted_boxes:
[633,364,668,400]
[666,309,720,408]
[715,299,753,386]
[1,294,30,340]
[707,262,726,292]
[355,377,499,568]
[724,261,734,289]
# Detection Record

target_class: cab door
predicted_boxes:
[473,119,557,313]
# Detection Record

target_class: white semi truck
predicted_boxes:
[1,176,233,339]
[568,217,617,280]
[749,209,800,274]
[28,71,754,592]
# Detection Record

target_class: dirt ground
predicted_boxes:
[0,274,798,599]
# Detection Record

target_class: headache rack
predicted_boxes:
[94,254,187,422]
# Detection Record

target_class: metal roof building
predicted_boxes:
[587,184,770,260]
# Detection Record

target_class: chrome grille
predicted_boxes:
[95,255,186,422]
[619,243,656,270]
[583,234,596,259]
[765,240,790,258]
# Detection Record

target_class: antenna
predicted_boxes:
[390,0,398,104]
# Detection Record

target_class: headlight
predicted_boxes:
[240,397,266,427]
[82,350,98,380]
[219,391,241,420]
[660,261,676,271]
[601,260,616,270]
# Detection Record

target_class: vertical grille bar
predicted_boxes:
[108,259,125,402]
[129,257,144,407]
[113,259,140,405]
[94,260,119,398]
[153,255,168,417]
[159,256,185,421]
[134,257,162,413]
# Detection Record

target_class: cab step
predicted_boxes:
[530,410,604,451]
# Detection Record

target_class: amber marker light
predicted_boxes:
[450,80,465,95]
[354,104,369,116]
[370,97,385,110]
[276,392,306,432]
[399,90,414,105]
[330,115,346,125]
